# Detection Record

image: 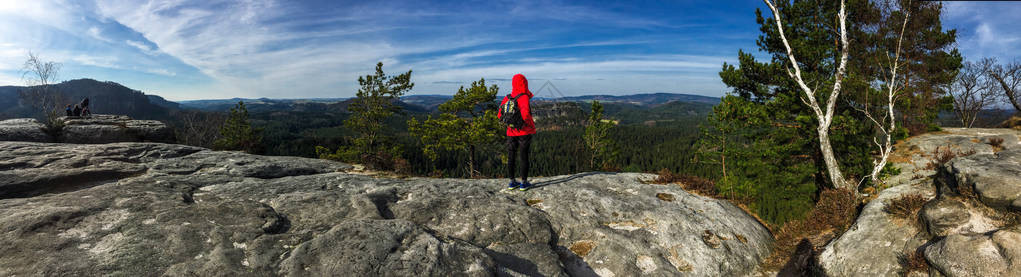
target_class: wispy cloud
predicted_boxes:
[943,2,1021,62]
[88,27,113,43]
[125,40,158,56]
[3,0,776,99]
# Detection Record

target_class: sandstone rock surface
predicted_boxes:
[924,227,1021,277]
[0,115,173,143]
[0,118,51,142]
[820,128,1021,277]
[59,114,174,143]
[0,141,773,276]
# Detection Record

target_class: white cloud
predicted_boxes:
[90,0,517,98]
[88,27,113,43]
[943,2,1021,62]
[125,40,158,56]
[140,68,175,76]
[2,0,738,98]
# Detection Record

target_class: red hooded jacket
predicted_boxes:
[498,74,536,136]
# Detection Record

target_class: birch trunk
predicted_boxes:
[763,0,852,191]
[867,1,911,185]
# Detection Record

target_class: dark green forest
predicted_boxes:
[245,99,715,179]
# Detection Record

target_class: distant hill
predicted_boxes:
[401,92,719,111]
[178,98,348,111]
[401,95,452,111]
[180,97,427,114]
[1,81,718,125]
[553,93,720,106]
[0,79,175,120]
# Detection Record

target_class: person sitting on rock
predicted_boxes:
[79,97,90,116]
[497,73,536,191]
[65,104,72,117]
[72,104,82,117]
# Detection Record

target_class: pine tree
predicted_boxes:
[583,101,617,171]
[339,62,414,165]
[213,101,262,153]
[408,78,501,177]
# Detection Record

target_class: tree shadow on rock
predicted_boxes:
[778,239,824,277]
[531,172,617,189]
[555,245,599,277]
[484,249,544,277]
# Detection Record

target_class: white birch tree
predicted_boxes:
[856,0,913,185]
[762,0,852,191]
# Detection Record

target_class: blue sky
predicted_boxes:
[0,0,1018,101]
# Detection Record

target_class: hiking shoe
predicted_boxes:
[507,181,520,190]
[518,182,532,191]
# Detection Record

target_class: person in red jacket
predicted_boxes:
[497,74,536,190]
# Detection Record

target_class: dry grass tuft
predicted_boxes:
[762,188,858,271]
[885,194,928,220]
[651,168,718,197]
[899,249,929,276]
[988,137,1005,152]
[653,168,683,184]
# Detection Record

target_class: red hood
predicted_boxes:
[511,74,532,97]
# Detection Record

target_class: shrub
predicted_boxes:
[678,175,717,196]
[653,168,682,184]
[41,117,64,138]
[988,137,1005,152]
[885,194,928,219]
[924,145,976,170]
[651,168,718,197]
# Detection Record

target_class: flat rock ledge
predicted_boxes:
[820,128,1021,277]
[0,115,173,144]
[0,141,773,276]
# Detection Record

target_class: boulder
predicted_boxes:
[920,197,971,237]
[0,141,773,276]
[817,182,935,277]
[924,228,1021,277]
[0,118,51,142]
[59,114,174,143]
[1000,116,1021,130]
[820,128,1021,277]
[946,148,1021,210]
[0,115,173,143]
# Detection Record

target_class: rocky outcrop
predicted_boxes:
[60,114,174,143]
[0,141,773,276]
[820,128,1021,277]
[0,118,52,142]
[0,115,173,143]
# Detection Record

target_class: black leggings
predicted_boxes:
[507,135,532,182]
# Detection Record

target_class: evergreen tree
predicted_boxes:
[851,0,962,135]
[705,0,960,224]
[334,62,413,165]
[213,101,262,153]
[408,78,501,177]
[583,101,617,171]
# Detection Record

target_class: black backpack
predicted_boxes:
[499,94,526,129]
